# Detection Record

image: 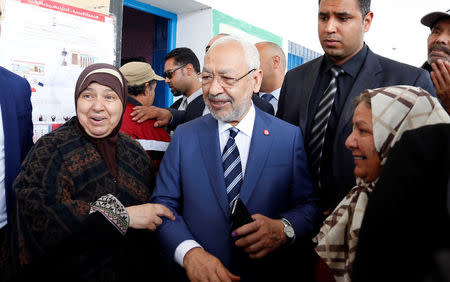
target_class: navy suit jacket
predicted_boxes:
[0,66,33,219]
[277,46,436,210]
[151,107,317,278]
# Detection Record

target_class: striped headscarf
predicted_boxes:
[313,85,450,282]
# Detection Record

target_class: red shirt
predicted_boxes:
[120,99,171,168]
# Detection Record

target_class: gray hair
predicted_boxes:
[209,35,260,71]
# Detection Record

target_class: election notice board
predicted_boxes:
[0,0,116,141]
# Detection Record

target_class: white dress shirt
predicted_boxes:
[259,87,280,114]
[177,96,188,111]
[177,88,203,111]
[186,88,203,105]
[174,104,256,267]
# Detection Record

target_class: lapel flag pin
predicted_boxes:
[263,129,269,135]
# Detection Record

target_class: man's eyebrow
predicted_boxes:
[319,11,353,17]
[217,69,234,75]
[201,68,234,75]
[334,11,352,17]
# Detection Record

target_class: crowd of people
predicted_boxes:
[0,0,449,281]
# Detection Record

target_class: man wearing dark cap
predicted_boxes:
[421,9,450,113]
[120,61,171,168]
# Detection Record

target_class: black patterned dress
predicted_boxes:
[6,117,161,281]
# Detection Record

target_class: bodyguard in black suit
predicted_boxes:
[277,0,437,215]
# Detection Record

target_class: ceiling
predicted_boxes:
[136,0,210,14]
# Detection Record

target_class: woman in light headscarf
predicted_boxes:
[313,85,450,282]
[7,63,174,281]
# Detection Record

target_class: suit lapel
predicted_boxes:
[197,116,230,217]
[301,58,323,141]
[239,109,273,205]
[336,49,382,137]
[170,98,182,109]
[192,96,206,119]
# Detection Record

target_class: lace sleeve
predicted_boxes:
[89,194,130,235]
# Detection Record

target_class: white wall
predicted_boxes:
[176,8,213,69]
[197,0,448,67]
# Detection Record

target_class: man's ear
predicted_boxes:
[252,69,263,93]
[363,11,374,33]
[184,63,195,75]
[143,82,149,95]
[272,55,281,69]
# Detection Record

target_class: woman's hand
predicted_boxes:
[126,203,175,231]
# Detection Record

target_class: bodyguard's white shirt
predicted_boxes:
[186,88,203,106]
[174,104,256,267]
[176,96,188,111]
[178,88,206,113]
[259,87,280,114]
[0,105,7,228]
[177,87,203,110]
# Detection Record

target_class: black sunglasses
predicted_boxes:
[164,64,187,79]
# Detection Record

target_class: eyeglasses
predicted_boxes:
[199,69,256,88]
[163,64,187,79]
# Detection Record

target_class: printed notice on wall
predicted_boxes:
[0,0,116,141]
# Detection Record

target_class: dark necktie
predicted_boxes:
[222,127,243,206]
[261,93,274,102]
[308,66,344,189]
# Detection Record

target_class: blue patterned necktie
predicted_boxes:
[261,93,274,102]
[222,127,243,206]
[308,66,344,189]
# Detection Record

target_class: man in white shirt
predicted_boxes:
[151,35,317,281]
[255,41,286,114]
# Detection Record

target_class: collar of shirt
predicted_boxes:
[187,88,203,104]
[217,103,255,175]
[259,87,281,101]
[127,96,142,106]
[323,43,368,78]
[176,96,188,110]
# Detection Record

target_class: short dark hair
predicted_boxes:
[319,0,371,17]
[127,80,157,97]
[353,90,372,109]
[164,47,200,73]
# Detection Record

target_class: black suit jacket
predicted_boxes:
[277,46,436,210]
[169,98,183,110]
[169,93,274,131]
[352,124,450,282]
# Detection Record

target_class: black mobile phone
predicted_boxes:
[229,198,254,231]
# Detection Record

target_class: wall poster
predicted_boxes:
[0,0,116,141]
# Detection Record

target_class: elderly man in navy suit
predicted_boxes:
[277,0,436,216]
[151,36,317,281]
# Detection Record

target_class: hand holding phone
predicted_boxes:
[229,198,254,232]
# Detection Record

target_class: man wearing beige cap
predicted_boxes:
[120,61,171,169]
[421,9,450,113]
